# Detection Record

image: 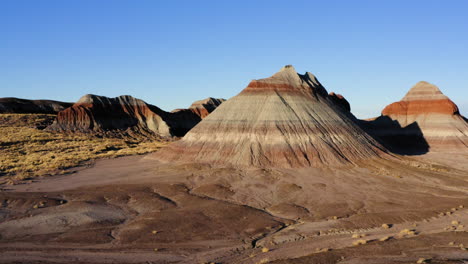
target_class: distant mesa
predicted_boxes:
[152,65,389,168]
[0,97,72,114]
[362,81,468,153]
[47,94,224,138]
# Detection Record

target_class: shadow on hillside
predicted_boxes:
[360,116,429,155]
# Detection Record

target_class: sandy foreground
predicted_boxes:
[1,153,468,264]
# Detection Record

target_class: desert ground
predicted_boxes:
[1,150,467,264]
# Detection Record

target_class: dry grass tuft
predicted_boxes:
[261,247,269,253]
[0,114,167,184]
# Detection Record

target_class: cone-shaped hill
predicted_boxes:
[152,65,389,168]
[365,81,468,152]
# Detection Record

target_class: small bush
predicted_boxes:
[353,239,368,246]
[399,229,416,236]
[416,258,430,263]
[379,236,391,242]
[381,223,392,229]
[352,233,366,238]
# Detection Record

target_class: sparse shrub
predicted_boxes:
[399,229,416,236]
[352,233,366,238]
[353,239,368,246]
[256,259,269,264]
[416,258,430,263]
[261,247,269,253]
[379,236,391,242]
[382,223,392,229]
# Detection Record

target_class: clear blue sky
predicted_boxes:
[1,0,467,118]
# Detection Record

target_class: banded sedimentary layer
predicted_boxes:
[186,97,225,118]
[47,95,224,138]
[363,81,468,153]
[153,65,388,168]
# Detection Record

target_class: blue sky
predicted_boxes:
[1,0,467,118]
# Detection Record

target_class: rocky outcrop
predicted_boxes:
[363,81,468,153]
[0,97,72,114]
[328,92,351,112]
[47,95,224,138]
[151,65,389,168]
[169,97,226,135]
[186,97,225,118]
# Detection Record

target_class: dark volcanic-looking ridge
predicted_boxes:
[0,97,72,114]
